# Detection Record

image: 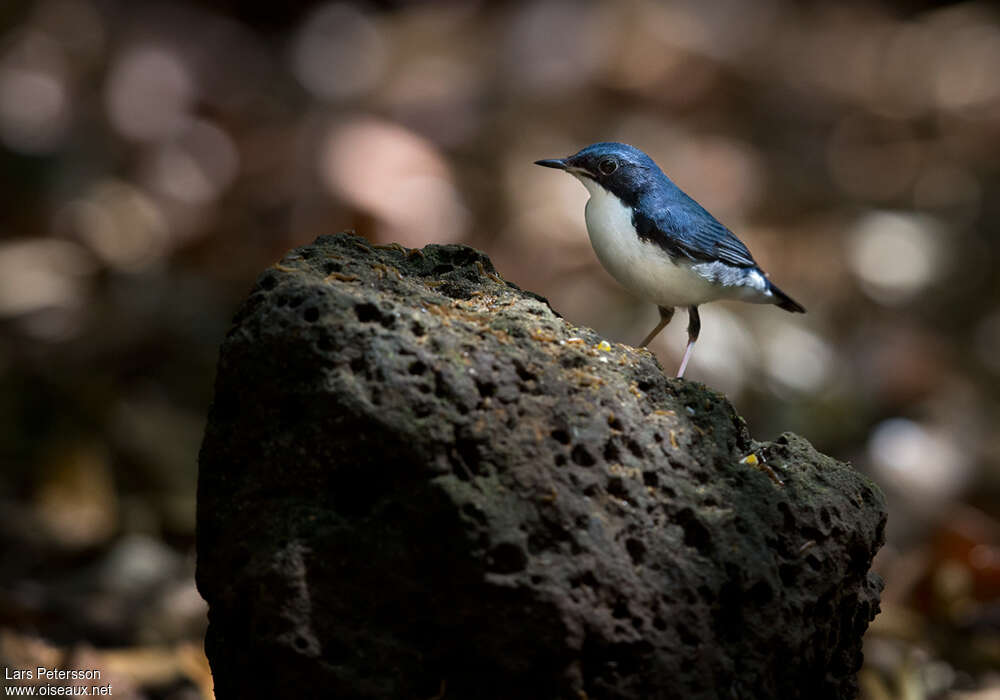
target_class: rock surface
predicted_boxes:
[197,232,886,700]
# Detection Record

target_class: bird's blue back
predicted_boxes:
[572,143,758,268]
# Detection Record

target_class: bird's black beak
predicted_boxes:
[534,158,567,170]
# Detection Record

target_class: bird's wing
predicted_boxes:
[635,193,758,268]
[679,216,758,268]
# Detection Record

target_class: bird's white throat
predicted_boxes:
[575,177,769,308]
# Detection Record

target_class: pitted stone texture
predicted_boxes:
[197,233,886,700]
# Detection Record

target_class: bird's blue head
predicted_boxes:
[535,142,663,206]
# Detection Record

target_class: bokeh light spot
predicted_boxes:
[0,239,95,316]
[144,120,240,204]
[59,180,171,271]
[0,67,68,153]
[105,46,193,141]
[763,320,834,393]
[291,3,386,100]
[319,118,468,246]
[847,211,943,305]
[504,0,615,94]
[868,418,970,504]
[934,23,1000,113]
[0,32,71,153]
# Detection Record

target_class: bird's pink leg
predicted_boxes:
[677,340,696,378]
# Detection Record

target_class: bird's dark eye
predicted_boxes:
[598,158,618,175]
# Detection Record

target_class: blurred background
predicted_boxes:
[1,0,998,697]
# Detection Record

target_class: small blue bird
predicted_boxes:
[535,142,805,378]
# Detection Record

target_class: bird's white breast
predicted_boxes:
[579,178,735,308]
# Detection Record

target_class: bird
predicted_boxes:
[535,142,804,378]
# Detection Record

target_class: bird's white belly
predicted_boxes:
[582,183,726,308]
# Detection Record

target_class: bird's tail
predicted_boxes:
[767,280,806,313]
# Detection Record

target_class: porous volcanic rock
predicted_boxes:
[197,232,886,700]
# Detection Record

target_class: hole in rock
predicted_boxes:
[355,302,381,323]
[603,440,620,462]
[571,444,595,467]
[676,508,713,554]
[625,438,644,459]
[515,363,538,382]
[606,476,627,499]
[408,360,427,375]
[625,537,646,566]
[487,542,527,574]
